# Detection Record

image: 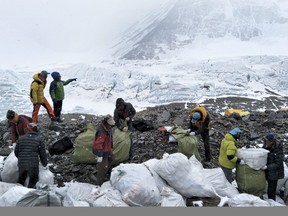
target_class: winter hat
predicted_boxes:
[116,98,125,108]
[191,112,201,123]
[229,127,241,136]
[51,72,61,80]
[6,110,15,120]
[266,132,275,141]
[104,114,115,126]
[41,70,50,76]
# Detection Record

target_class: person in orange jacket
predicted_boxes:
[30,70,57,123]
[187,105,212,162]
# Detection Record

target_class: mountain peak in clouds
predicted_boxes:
[114,0,288,60]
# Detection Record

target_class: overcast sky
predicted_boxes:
[0,0,173,68]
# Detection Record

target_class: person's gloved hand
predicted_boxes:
[123,127,128,132]
[43,166,48,170]
[261,165,267,170]
[239,160,245,165]
[125,117,130,121]
[186,129,191,134]
[97,157,103,163]
[189,132,196,136]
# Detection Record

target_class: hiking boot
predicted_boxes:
[57,117,64,123]
[50,116,58,122]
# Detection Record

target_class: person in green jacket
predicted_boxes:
[218,127,245,183]
[49,72,77,122]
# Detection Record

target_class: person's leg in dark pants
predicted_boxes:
[220,166,233,183]
[267,180,278,200]
[27,167,39,189]
[96,157,109,186]
[53,100,63,121]
[17,167,28,186]
[128,120,134,160]
[201,130,211,162]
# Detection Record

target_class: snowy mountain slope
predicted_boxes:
[113,0,288,60]
[1,55,287,121]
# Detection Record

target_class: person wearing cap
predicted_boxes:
[188,105,212,162]
[113,98,136,160]
[49,71,77,122]
[262,132,284,201]
[6,110,32,145]
[30,70,57,123]
[14,123,48,189]
[218,127,245,183]
[92,114,115,186]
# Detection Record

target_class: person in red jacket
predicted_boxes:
[6,110,31,145]
[92,114,115,186]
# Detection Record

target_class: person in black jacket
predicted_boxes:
[14,123,48,189]
[113,98,136,160]
[262,132,284,201]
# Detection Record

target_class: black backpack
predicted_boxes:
[48,136,74,156]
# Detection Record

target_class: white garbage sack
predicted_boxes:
[160,186,186,207]
[62,182,100,207]
[110,163,162,206]
[203,167,240,198]
[228,193,271,207]
[0,185,34,207]
[0,182,20,197]
[16,189,62,206]
[237,148,269,170]
[1,151,18,183]
[153,153,216,198]
[92,181,129,207]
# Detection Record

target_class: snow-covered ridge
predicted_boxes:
[1,55,287,120]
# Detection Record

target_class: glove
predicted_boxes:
[186,129,191,134]
[189,132,196,136]
[239,160,245,165]
[261,165,267,170]
[43,166,48,170]
[97,157,103,163]
[125,117,130,121]
[122,127,128,132]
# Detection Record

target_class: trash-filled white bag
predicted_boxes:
[0,185,34,207]
[237,148,269,170]
[160,186,186,207]
[110,163,162,206]
[203,168,240,198]
[62,182,100,207]
[38,163,55,186]
[228,193,271,207]
[153,153,216,198]
[0,182,20,197]
[92,181,129,207]
[1,151,19,183]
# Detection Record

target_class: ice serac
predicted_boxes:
[114,0,288,60]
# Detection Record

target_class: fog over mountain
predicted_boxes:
[0,0,288,120]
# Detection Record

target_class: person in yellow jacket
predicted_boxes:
[218,127,245,183]
[30,71,57,123]
[188,105,211,162]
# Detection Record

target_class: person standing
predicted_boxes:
[92,114,115,186]
[218,127,245,183]
[188,105,212,162]
[262,132,284,201]
[14,123,48,188]
[30,70,57,123]
[6,110,31,145]
[113,98,136,160]
[49,71,77,122]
